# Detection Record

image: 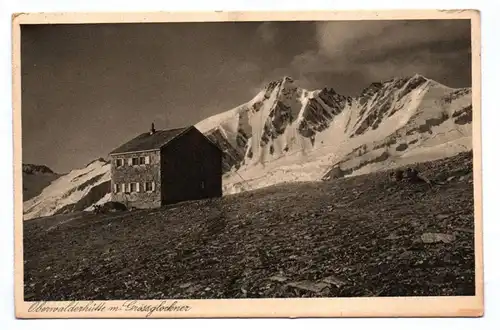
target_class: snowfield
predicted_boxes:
[198,75,472,194]
[23,160,110,220]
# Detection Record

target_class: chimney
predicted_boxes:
[150,122,156,135]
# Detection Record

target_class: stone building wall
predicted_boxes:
[110,150,161,209]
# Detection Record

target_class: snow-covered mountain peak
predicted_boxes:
[202,73,474,194]
[22,163,61,202]
[199,73,470,175]
[23,159,111,220]
[262,75,295,90]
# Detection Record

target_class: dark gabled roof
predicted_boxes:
[109,126,190,155]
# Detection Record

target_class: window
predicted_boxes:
[129,182,140,192]
[145,181,154,192]
[114,183,122,193]
[139,156,150,165]
[115,159,124,167]
[201,181,205,189]
[131,157,139,166]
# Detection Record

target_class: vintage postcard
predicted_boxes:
[13,10,483,318]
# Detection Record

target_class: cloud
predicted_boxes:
[315,20,470,61]
[290,20,471,92]
[256,22,278,44]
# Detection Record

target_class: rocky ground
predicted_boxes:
[23,151,475,301]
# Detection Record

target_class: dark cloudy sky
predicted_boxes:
[21,20,471,173]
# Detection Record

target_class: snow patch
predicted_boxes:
[23,160,110,220]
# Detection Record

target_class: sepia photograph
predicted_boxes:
[13,10,483,318]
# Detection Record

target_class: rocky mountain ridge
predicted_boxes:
[23,163,56,175]
[22,163,61,201]
[197,74,472,193]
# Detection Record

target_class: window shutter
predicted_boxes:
[128,158,132,166]
[145,156,150,164]
[113,184,117,193]
[121,183,125,193]
[152,181,156,192]
[136,183,140,192]
[143,182,147,191]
